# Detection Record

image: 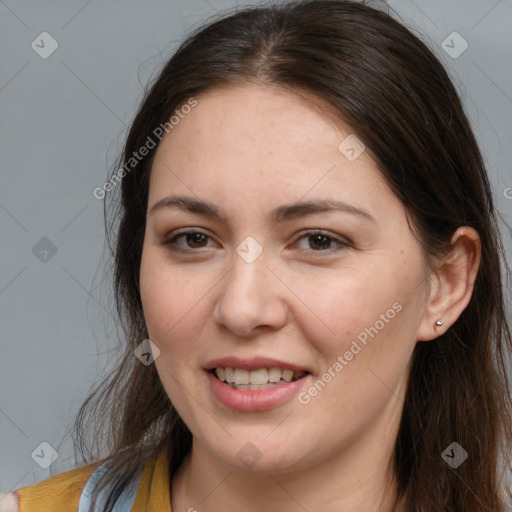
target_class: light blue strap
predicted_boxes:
[78,459,141,512]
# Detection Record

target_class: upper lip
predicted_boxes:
[204,356,310,373]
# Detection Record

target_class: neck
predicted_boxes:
[171,418,402,512]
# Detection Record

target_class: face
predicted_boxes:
[139,83,431,474]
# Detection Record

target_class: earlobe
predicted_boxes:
[416,226,481,342]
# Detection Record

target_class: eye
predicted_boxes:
[293,230,349,253]
[161,228,349,255]
[162,229,215,251]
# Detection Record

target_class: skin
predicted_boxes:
[139,83,481,512]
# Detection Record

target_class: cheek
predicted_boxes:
[292,251,424,371]
[291,271,393,346]
[139,247,211,353]
[139,248,214,417]
[292,282,414,430]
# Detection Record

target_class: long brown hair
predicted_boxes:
[74,1,512,510]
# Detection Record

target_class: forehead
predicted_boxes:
[148,83,395,217]
[156,83,359,163]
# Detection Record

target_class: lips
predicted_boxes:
[204,356,311,373]
[204,356,311,411]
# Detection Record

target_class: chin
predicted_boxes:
[197,433,317,475]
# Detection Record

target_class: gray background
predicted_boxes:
[1,0,511,494]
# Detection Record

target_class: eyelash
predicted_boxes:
[161,229,350,256]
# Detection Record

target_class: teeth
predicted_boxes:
[213,367,307,386]
[268,367,282,382]
[234,369,249,385]
[248,368,269,385]
[215,367,225,381]
[225,367,235,383]
[282,369,294,382]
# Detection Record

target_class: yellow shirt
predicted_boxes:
[12,449,171,512]
[8,450,407,511]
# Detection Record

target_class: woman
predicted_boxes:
[5,0,511,510]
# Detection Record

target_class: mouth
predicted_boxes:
[205,357,312,410]
[210,367,309,390]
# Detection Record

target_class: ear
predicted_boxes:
[416,226,481,342]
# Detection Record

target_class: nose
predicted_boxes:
[212,250,288,337]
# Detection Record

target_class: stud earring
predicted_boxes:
[435,320,443,327]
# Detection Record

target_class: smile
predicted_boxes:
[207,368,310,411]
[213,367,307,390]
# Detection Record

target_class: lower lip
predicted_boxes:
[206,371,309,412]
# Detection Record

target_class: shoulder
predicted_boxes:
[5,448,171,512]
[10,460,103,512]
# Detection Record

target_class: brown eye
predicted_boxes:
[308,234,332,250]
[162,230,214,251]
[185,232,208,248]
[294,230,349,253]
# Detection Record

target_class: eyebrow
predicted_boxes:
[149,196,376,223]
